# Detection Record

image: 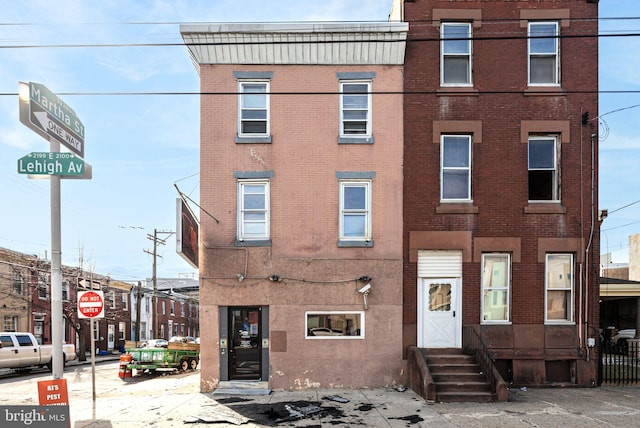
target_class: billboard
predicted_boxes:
[176,198,199,269]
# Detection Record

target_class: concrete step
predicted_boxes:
[435,381,492,393]
[436,391,493,403]
[432,372,486,383]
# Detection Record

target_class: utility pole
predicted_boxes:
[144,229,174,339]
[135,281,142,343]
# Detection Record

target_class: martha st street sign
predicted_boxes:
[19,82,85,158]
[17,152,85,176]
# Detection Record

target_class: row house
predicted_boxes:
[182,0,600,393]
[0,248,200,356]
[181,21,408,390]
[402,0,600,386]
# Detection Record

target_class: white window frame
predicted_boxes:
[340,80,372,137]
[481,253,511,324]
[118,322,126,340]
[528,21,559,86]
[305,311,365,339]
[441,22,472,86]
[12,269,23,295]
[339,180,372,242]
[4,316,18,332]
[237,80,270,137]
[122,292,128,311]
[62,279,69,302]
[545,253,574,324]
[441,135,472,201]
[109,291,116,309]
[528,136,559,202]
[237,180,270,241]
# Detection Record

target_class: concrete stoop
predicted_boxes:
[212,380,271,396]
[422,348,493,403]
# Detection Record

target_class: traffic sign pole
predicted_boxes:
[50,140,64,380]
[18,82,88,382]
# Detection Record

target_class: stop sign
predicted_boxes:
[77,290,105,319]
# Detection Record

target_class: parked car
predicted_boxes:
[0,332,76,372]
[139,339,168,348]
[169,336,197,344]
[613,329,637,354]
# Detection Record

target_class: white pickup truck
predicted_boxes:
[0,332,76,372]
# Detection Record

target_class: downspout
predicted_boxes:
[584,131,596,361]
[579,108,585,352]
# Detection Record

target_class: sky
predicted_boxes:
[0,0,638,283]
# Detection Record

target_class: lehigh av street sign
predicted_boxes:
[17,152,85,176]
[18,82,85,158]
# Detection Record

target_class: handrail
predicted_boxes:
[463,326,497,395]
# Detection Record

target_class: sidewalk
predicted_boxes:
[70,374,640,427]
[52,355,640,427]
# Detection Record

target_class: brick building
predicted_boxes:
[402,0,600,386]
[181,22,408,391]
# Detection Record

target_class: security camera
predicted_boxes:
[358,283,371,294]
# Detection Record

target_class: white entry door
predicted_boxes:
[419,277,462,348]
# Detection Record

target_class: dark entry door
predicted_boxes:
[229,307,261,380]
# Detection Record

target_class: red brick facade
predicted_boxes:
[403,0,600,386]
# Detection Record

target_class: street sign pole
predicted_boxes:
[50,139,64,380]
[18,82,87,381]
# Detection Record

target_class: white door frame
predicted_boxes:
[418,277,462,348]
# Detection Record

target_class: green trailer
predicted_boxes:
[123,343,200,374]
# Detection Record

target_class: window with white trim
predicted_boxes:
[441,135,472,201]
[109,291,116,309]
[528,22,559,85]
[339,180,372,242]
[118,322,126,340]
[238,81,269,136]
[482,254,510,323]
[340,81,371,137]
[306,311,364,339]
[545,254,574,323]
[4,316,18,332]
[12,269,23,295]
[237,180,270,241]
[528,136,559,201]
[441,22,472,86]
[122,292,128,310]
[38,274,49,300]
[62,280,69,301]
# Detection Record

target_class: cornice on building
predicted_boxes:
[180,22,408,71]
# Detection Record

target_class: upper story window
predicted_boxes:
[12,269,24,295]
[238,81,269,137]
[441,135,472,201]
[38,274,49,300]
[528,136,559,201]
[62,280,69,302]
[237,180,270,242]
[109,291,116,309]
[122,292,128,311]
[545,253,574,323]
[171,301,175,315]
[340,81,372,139]
[338,177,372,246]
[528,22,559,85]
[441,22,472,86]
[481,254,510,323]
